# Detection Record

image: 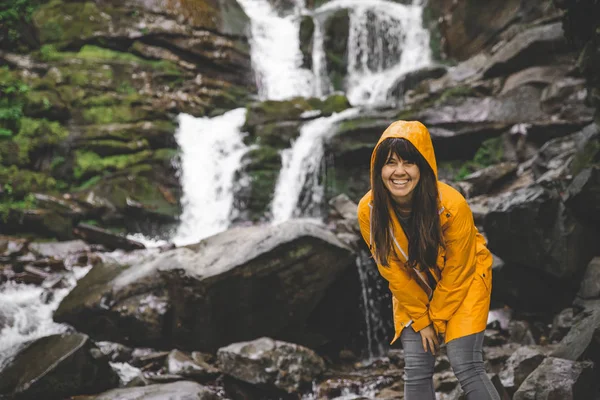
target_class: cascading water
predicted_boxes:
[171,108,249,246]
[0,262,92,368]
[312,0,431,105]
[271,108,359,223]
[236,0,315,100]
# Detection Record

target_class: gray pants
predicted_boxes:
[400,327,500,400]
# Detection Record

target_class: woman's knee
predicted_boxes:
[446,332,486,377]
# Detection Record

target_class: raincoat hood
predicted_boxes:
[370,120,438,186]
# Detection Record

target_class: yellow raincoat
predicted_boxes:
[357,120,493,345]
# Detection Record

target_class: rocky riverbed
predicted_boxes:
[1,0,600,398]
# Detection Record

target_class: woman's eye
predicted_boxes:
[404,160,415,165]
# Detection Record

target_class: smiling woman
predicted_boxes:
[357,120,500,400]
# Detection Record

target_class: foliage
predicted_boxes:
[73,150,153,179]
[456,136,504,180]
[0,0,41,50]
[0,66,29,136]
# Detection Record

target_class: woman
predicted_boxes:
[357,120,500,400]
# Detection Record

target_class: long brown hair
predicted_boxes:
[371,138,443,268]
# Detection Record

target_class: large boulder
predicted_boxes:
[484,185,595,280]
[0,333,119,400]
[91,381,222,400]
[513,357,595,400]
[551,299,600,363]
[498,346,551,395]
[217,337,325,394]
[54,220,358,352]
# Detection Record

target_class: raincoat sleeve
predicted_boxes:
[357,202,432,332]
[428,200,477,334]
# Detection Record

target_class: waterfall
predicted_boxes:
[312,0,431,105]
[271,108,359,223]
[171,108,248,246]
[237,0,315,100]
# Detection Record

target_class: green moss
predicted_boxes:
[456,136,504,180]
[73,149,153,179]
[0,66,29,136]
[81,106,155,125]
[0,0,42,51]
[82,139,150,156]
[4,118,69,166]
[0,166,58,198]
[318,94,351,115]
[33,1,110,45]
[80,93,145,107]
[245,97,314,129]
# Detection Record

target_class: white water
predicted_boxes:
[0,264,92,369]
[171,108,248,246]
[313,0,431,105]
[237,0,315,100]
[271,108,359,223]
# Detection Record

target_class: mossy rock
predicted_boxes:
[33,1,111,45]
[81,121,177,149]
[0,166,59,199]
[80,106,167,125]
[73,149,154,180]
[79,93,148,108]
[247,121,302,148]
[244,97,315,130]
[0,118,69,167]
[311,94,351,115]
[324,10,349,91]
[299,16,315,69]
[74,166,181,221]
[24,89,70,121]
[78,139,150,157]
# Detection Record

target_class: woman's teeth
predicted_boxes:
[392,179,409,185]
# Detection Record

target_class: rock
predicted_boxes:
[96,341,134,363]
[328,193,358,221]
[513,357,595,400]
[389,65,447,101]
[462,162,518,196]
[501,65,572,95]
[0,236,27,257]
[547,308,574,344]
[565,166,600,227]
[55,220,357,352]
[323,9,349,92]
[28,240,90,259]
[0,333,119,399]
[73,223,146,251]
[425,0,556,61]
[498,345,550,394]
[483,344,520,372]
[508,321,536,345]
[482,23,569,78]
[165,350,220,380]
[578,258,600,299]
[217,337,325,394]
[91,381,222,400]
[551,299,600,362]
[484,185,596,280]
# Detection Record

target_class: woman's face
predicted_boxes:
[381,152,420,205]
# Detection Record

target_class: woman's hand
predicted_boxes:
[419,324,439,355]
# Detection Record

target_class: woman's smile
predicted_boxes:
[381,153,420,205]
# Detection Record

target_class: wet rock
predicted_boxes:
[73,223,146,251]
[565,166,600,227]
[390,65,447,101]
[0,333,118,399]
[165,350,220,381]
[28,240,90,259]
[578,258,600,299]
[434,370,459,392]
[508,321,536,345]
[462,162,518,196]
[56,220,357,353]
[328,193,358,222]
[483,343,520,373]
[484,185,595,281]
[91,381,222,400]
[482,23,568,78]
[549,308,574,343]
[500,65,572,95]
[323,9,349,92]
[513,357,595,400]
[498,346,550,394]
[96,341,134,363]
[217,337,325,394]
[0,236,27,257]
[551,299,600,362]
